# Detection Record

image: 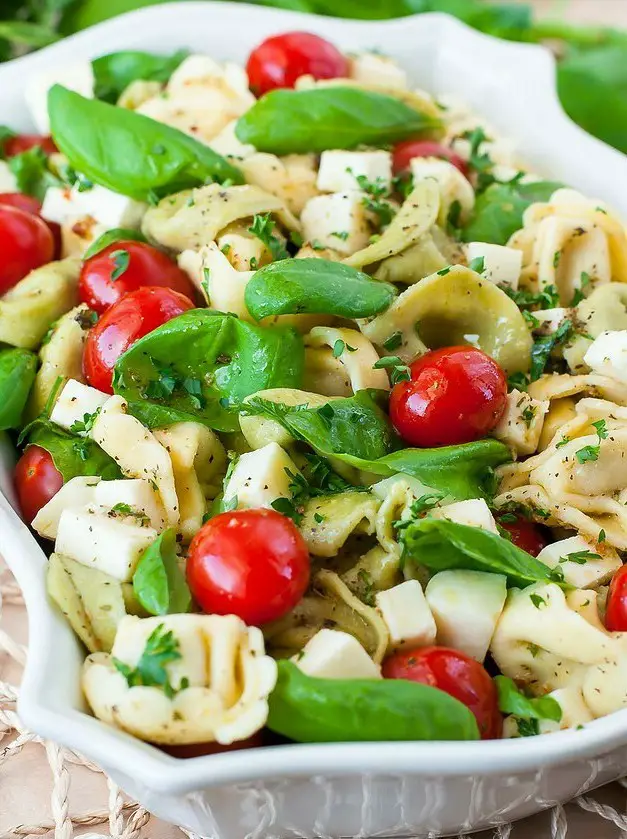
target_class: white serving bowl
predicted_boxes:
[2,4,627,836]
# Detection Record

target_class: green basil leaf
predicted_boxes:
[461,180,563,246]
[267,660,480,742]
[0,21,59,47]
[132,528,191,616]
[245,258,397,320]
[48,86,243,201]
[400,518,556,587]
[235,87,441,155]
[495,676,562,723]
[93,49,189,102]
[114,310,304,432]
[82,228,148,260]
[0,348,37,431]
[23,418,122,482]
[8,146,62,200]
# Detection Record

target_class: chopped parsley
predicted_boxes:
[289,230,304,248]
[248,213,289,261]
[373,355,411,384]
[69,409,100,435]
[331,230,349,241]
[468,255,485,274]
[561,549,600,565]
[516,717,540,737]
[461,126,495,191]
[201,267,211,300]
[556,435,570,449]
[529,593,546,609]
[529,318,573,381]
[271,496,304,526]
[332,339,356,358]
[436,266,451,276]
[109,249,130,281]
[575,419,608,464]
[356,568,376,606]
[521,404,536,427]
[507,371,530,391]
[113,624,185,698]
[446,199,462,236]
[571,271,591,306]
[382,331,403,351]
[353,172,395,227]
[502,284,560,310]
[599,529,606,543]
[395,493,444,530]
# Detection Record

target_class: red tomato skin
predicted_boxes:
[382,645,501,740]
[246,31,349,96]
[389,346,508,448]
[605,566,627,632]
[392,140,469,177]
[0,205,55,295]
[187,508,310,626]
[3,134,57,158]
[79,241,197,314]
[14,445,63,524]
[498,516,548,557]
[83,286,194,393]
[0,193,62,257]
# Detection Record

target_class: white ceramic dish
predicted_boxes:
[3,4,627,836]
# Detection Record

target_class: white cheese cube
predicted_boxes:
[409,157,475,223]
[0,161,17,192]
[55,506,157,582]
[492,389,549,457]
[294,628,381,679]
[537,536,621,589]
[32,476,101,540]
[432,498,499,534]
[41,184,147,231]
[464,242,522,290]
[50,379,109,434]
[25,62,95,134]
[223,442,301,510]
[317,150,392,194]
[425,569,507,661]
[94,479,167,532]
[348,53,408,91]
[300,192,371,256]
[375,580,436,650]
[584,330,627,383]
[532,307,571,334]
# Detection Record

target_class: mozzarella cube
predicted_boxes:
[25,62,95,134]
[94,479,167,532]
[348,52,408,91]
[432,498,499,534]
[492,389,549,457]
[584,330,627,383]
[41,184,146,231]
[0,161,17,192]
[537,536,621,589]
[464,242,522,290]
[295,629,381,679]
[55,506,157,582]
[425,570,507,661]
[223,442,301,510]
[300,192,371,256]
[32,476,101,540]
[375,580,437,649]
[317,150,392,194]
[208,119,256,159]
[533,307,571,334]
[50,379,109,434]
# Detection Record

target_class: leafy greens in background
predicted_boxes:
[3,0,627,156]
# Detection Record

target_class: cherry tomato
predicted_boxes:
[389,346,507,448]
[382,645,501,739]
[83,286,194,393]
[0,192,42,215]
[246,31,349,96]
[79,240,196,314]
[392,140,469,177]
[3,134,57,158]
[160,732,263,758]
[14,445,63,524]
[0,205,55,295]
[605,566,627,632]
[498,515,549,557]
[187,508,310,626]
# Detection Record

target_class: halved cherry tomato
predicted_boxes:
[392,140,468,177]
[605,566,627,632]
[0,193,62,258]
[389,346,507,448]
[160,732,263,758]
[498,515,549,557]
[187,508,310,626]
[83,286,194,393]
[246,31,349,96]
[0,205,55,295]
[14,445,63,524]
[382,645,501,739]
[3,134,57,158]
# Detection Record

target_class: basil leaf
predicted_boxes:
[114,310,304,432]
[8,146,62,200]
[245,258,397,320]
[132,529,191,616]
[0,21,59,47]
[48,86,243,202]
[22,418,122,482]
[93,49,189,102]
[267,660,480,742]
[235,87,441,155]
[400,518,556,587]
[495,676,562,723]
[82,228,148,260]
[0,348,37,431]
[462,180,563,245]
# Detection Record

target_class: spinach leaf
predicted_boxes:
[461,180,562,246]
[267,660,480,742]
[245,258,397,320]
[495,676,562,724]
[400,518,557,587]
[22,418,122,482]
[93,49,189,102]
[114,310,304,432]
[0,348,37,431]
[8,146,62,200]
[48,86,243,202]
[82,228,148,260]
[530,318,573,381]
[132,529,191,616]
[235,87,441,155]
